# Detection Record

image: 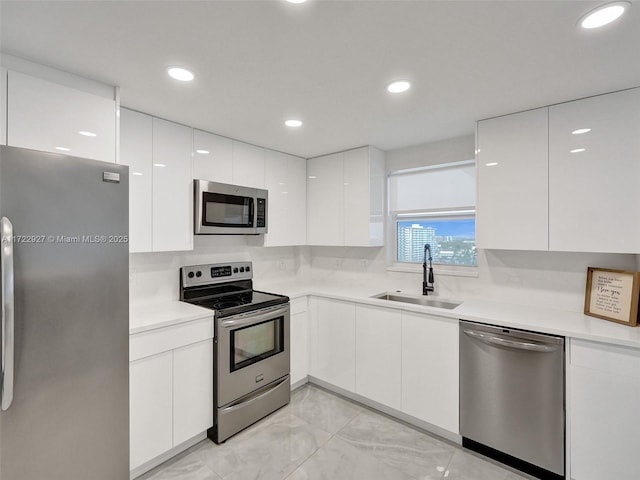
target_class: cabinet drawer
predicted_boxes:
[571,339,640,379]
[130,317,213,361]
[290,297,307,315]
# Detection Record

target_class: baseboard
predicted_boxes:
[307,375,462,445]
[130,432,207,479]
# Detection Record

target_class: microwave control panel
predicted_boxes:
[256,198,266,228]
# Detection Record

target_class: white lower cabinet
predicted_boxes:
[569,339,640,480]
[355,305,401,409]
[129,318,213,474]
[173,341,214,446]
[130,351,173,470]
[290,297,309,386]
[401,311,459,433]
[309,297,356,392]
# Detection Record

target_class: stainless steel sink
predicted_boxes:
[371,292,461,310]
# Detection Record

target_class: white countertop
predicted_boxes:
[130,280,640,349]
[255,280,640,349]
[130,301,213,334]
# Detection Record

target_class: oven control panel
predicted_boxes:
[181,261,253,287]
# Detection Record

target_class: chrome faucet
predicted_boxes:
[423,243,434,295]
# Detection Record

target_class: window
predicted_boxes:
[388,160,476,270]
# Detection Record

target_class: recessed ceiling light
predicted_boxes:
[387,81,411,93]
[570,148,586,153]
[485,162,499,167]
[153,163,167,167]
[55,146,71,151]
[572,128,591,135]
[167,67,194,82]
[78,130,97,137]
[579,2,630,29]
[286,0,307,3]
[285,119,303,127]
[132,172,143,176]
[196,149,210,154]
[308,175,317,179]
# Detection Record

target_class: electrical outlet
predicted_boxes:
[278,260,285,270]
[129,270,136,284]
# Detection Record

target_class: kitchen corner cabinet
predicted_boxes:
[476,107,549,251]
[309,297,356,392]
[307,146,385,247]
[120,109,193,252]
[129,317,213,473]
[401,311,459,433]
[1,67,7,145]
[192,129,233,184]
[290,297,309,386]
[232,140,265,188]
[6,70,116,162]
[569,339,640,480]
[355,305,401,409]
[548,88,640,253]
[263,149,307,246]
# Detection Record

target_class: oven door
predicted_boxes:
[216,304,290,406]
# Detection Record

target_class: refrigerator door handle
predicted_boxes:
[1,216,15,410]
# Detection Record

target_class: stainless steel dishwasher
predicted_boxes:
[459,320,565,480]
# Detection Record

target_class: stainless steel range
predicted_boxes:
[180,262,290,444]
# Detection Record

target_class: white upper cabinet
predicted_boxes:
[307,146,385,247]
[232,140,265,188]
[344,147,385,246]
[307,152,344,246]
[152,118,193,252]
[263,149,307,246]
[1,68,6,145]
[548,88,640,253]
[119,108,152,253]
[192,129,233,184]
[7,70,116,162]
[476,108,549,251]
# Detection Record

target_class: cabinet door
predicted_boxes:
[355,305,401,409]
[343,146,385,247]
[290,299,309,385]
[263,150,307,246]
[193,129,233,184]
[401,312,459,433]
[130,352,173,469]
[549,88,640,253]
[476,108,548,250]
[173,340,213,446]
[152,118,193,252]
[310,298,355,392]
[7,71,116,162]
[570,339,640,479]
[1,67,6,145]
[307,153,344,246]
[232,140,265,188]
[119,108,152,252]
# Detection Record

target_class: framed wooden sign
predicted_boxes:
[584,267,640,326]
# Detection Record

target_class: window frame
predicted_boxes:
[386,160,478,277]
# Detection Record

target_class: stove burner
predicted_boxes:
[211,300,244,310]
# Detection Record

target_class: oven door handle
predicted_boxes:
[220,304,289,329]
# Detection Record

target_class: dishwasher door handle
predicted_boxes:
[463,329,558,353]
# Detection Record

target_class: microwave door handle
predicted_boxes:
[249,197,255,227]
[1,217,15,410]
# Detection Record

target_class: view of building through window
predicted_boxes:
[397,219,476,266]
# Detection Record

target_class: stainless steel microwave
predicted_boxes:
[194,179,268,235]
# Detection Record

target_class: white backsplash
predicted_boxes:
[129,235,310,306]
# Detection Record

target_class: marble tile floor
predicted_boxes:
[138,384,531,480]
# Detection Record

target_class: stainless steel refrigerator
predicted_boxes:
[0,145,129,479]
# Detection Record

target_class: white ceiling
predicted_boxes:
[1,1,639,158]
